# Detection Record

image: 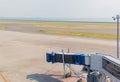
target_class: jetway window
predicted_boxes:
[64,55,73,63]
[55,54,63,62]
[55,54,73,63]
[102,57,120,80]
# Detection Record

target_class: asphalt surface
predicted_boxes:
[0,30,116,82]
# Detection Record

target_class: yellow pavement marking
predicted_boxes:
[0,72,8,82]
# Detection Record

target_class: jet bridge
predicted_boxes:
[46,52,120,82]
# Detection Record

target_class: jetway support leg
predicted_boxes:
[62,49,72,78]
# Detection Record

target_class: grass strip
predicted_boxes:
[0,21,115,29]
[0,26,8,30]
[38,30,117,39]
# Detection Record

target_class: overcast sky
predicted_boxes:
[0,0,120,18]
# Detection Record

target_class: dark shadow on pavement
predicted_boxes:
[26,73,62,82]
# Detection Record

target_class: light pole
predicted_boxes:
[112,15,120,58]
